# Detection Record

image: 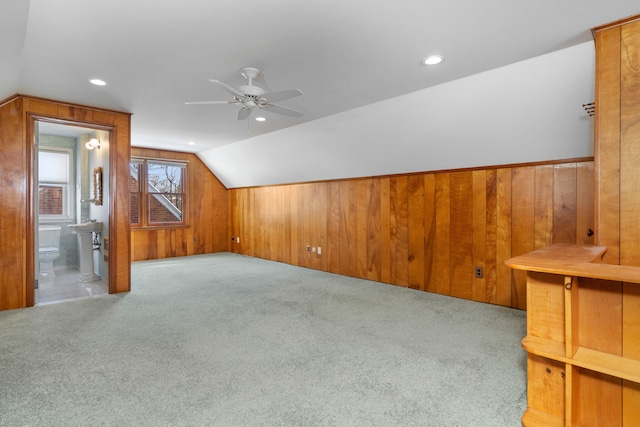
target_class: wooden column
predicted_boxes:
[593,15,640,266]
[594,15,640,425]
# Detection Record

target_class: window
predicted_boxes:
[130,158,188,226]
[39,148,74,221]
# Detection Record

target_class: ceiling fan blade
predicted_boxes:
[208,79,245,98]
[237,108,252,120]
[261,89,303,103]
[184,100,234,105]
[263,103,303,118]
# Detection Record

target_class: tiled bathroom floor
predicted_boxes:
[36,269,108,305]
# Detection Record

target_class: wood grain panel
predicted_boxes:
[534,165,554,250]
[338,181,352,275]
[366,179,381,281]
[388,178,398,285]
[28,99,58,116]
[623,283,640,423]
[108,111,131,292]
[424,174,437,293]
[578,278,622,354]
[594,25,621,265]
[346,181,358,277]
[393,176,408,287]
[574,369,622,426]
[472,170,487,302]
[289,185,298,265]
[328,182,341,274]
[0,100,26,310]
[229,189,239,254]
[356,180,368,278]
[434,173,451,295]
[511,167,535,309]
[576,162,595,246]
[620,20,640,267]
[526,354,566,421]
[316,183,329,271]
[485,170,498,304]
[623,282,640,360]
[552,164,577,244]
[496,168,512,306]
[526,272,565,343]
[380,178,391,283]
[299,184,310,267]
[295,185,306,266]
[407,175,425,290]
[449,172,473,300]
[256,188,267,259]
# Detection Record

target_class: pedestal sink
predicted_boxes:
[68,221,102,282]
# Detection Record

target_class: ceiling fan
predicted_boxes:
[186,67,303,120]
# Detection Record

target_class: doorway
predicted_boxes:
[34,121,110,304]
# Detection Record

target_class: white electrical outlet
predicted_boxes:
[312,247,316,253]
[317,247,322,255]
[236,237,240,244]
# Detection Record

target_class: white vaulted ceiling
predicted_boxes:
[2,1,638,187]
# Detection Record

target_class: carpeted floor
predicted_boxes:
[0,253,527,426]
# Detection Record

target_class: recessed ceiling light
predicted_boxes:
[423,55,444,66]
[255,117,266,122]
[89,78,107,86]
[187,141,195,146]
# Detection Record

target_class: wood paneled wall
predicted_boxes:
[593,15,640,424]
[130,147,228,261]
[594,16,640,267]
[0,95,131,310]
[229,160,594,309]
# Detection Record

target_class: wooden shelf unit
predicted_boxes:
[506,244,640,426]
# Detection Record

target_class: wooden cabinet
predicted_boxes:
[507,244,640,426]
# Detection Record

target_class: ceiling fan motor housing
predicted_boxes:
[237,84,265,97]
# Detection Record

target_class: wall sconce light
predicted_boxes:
[85,138,100,150]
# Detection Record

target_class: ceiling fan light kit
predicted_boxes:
[186,66,303,120]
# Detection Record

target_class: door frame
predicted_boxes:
[27,114,120,306]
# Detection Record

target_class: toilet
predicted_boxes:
[39,225,61,277]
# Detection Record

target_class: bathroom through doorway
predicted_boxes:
[34,120,110,305]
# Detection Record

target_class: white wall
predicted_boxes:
[198,42,595,188]
[87,130,110,280]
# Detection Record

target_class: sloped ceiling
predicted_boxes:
[3,1,638,187]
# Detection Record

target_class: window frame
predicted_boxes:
[130,157,189,228]
[38,147,75,223]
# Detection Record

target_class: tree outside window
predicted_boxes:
[130,158,187,226]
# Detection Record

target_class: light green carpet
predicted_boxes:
[0,253,527,426]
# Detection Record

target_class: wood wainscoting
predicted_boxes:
[229,159,595,309]
[130,147,228,261]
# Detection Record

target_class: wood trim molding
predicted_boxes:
[231,157,595,190]
[592,13,640,35]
